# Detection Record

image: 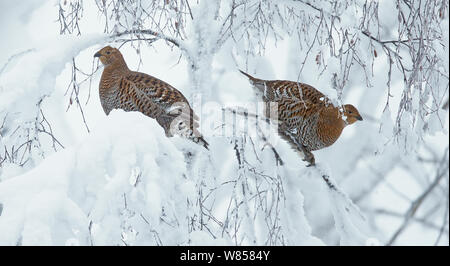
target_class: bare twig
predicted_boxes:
[387,147,449,245]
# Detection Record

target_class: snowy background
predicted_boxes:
[0,0,448,246]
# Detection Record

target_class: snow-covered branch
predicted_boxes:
[0,0,448,246]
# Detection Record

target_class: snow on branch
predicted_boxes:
[0,34,106,168]
[0,0,448,246]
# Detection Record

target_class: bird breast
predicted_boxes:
[315,109,345,149]
[285,107,345,151]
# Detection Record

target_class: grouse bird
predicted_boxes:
[240,70,362,166]
[94,46,209,149]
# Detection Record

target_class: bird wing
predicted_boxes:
[274,96,327,155]
[122,71,200,131]
[275,96,322,134]
[239,70,331,106]
[266,80,332,107]
[125,71,188,108]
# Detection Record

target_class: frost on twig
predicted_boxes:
[64,57,102,133]
[387,147,449,246]
[0,34,104,169]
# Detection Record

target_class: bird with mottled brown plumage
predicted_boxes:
[94,46,208,149]
[240,70,362,166]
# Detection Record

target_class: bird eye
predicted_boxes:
[106,51,111,55]
[348,110,353,114]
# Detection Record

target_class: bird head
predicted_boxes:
[94,46,125,67]
[342,104,363,125]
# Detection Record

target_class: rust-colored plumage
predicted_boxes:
[240,70,362,166]
[95,46,208,149]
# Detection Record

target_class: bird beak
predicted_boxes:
[94,51,101,58]
[356,115,363,121]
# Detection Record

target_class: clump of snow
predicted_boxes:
[0,33,107,178]
[0,111,190,245]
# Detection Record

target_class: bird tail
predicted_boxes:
[170,115,209,150]
[278,129,315,166]
[189,134,209,150]
[239,69,266,94]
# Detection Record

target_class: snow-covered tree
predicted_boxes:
[0,0,448,245]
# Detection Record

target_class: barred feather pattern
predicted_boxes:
[240,70,362,165]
